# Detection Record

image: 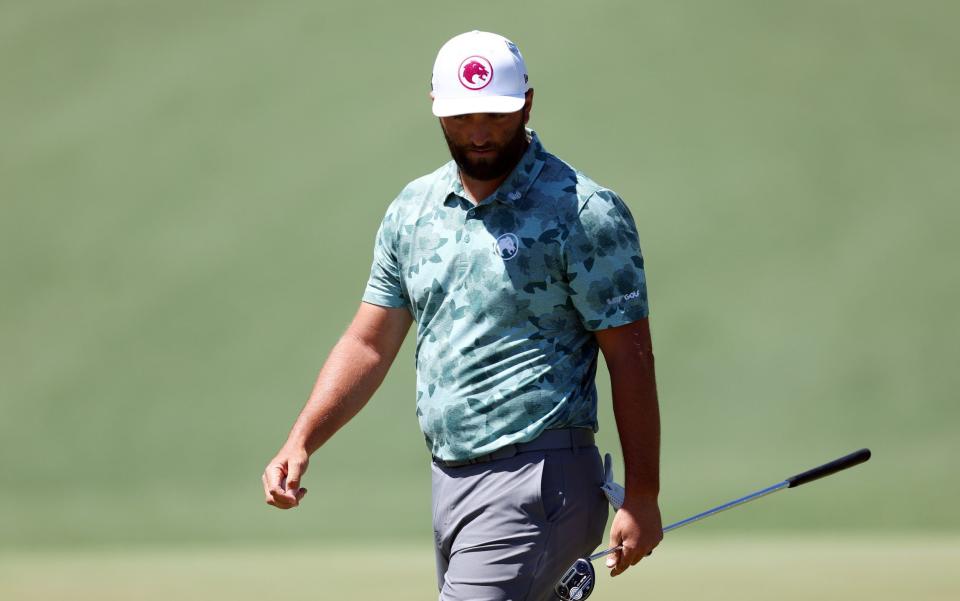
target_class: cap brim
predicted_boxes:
[432,94,526,117]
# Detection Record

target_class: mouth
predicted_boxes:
[468,146,495,155]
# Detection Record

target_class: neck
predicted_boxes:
[460,172,509,205]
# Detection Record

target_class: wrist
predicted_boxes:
[623,487,659,506]
[281,436,310,456]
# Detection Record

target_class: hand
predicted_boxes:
[605,497,663,577]
[262,446,310,509]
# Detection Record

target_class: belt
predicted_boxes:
[431,428,596,468]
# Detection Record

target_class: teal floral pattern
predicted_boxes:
[363,131,648,461]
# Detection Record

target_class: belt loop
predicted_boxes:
[570,428,579,456]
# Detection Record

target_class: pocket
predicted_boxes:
[586,449,609,547]
[430,463,445,533]
[537,452,567,523]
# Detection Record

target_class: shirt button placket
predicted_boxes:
[463,206,475,243]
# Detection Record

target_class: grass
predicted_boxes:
[1,537,957,601]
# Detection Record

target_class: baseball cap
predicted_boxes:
[431,30,529,117]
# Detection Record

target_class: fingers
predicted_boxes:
[261,447,312,510]
[262,461,301,509]
[608,544,629,577]
[607,541,650,577]
[606,507,664,577]
[615,539,658,574]
[605,530,624,576]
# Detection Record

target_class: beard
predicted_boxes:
[441,121,529,181]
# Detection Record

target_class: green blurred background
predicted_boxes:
[2,0,958,599]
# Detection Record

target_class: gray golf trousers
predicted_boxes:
[431,430,609,601]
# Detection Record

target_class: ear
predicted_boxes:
[522,88,534,125]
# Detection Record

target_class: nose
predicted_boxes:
[468,122,492,147]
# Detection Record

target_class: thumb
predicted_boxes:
[606,528,622,569]
[605,550,620,569]
[286,460,305,491]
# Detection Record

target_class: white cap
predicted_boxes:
[431,31,529,117]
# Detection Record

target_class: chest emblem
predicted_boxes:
[495,233,521,261]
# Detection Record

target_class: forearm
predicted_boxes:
[284,331,395,455]
[608,350,661,503]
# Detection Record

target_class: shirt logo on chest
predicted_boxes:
[495,233,521,261]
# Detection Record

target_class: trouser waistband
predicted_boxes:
[431,428,596,468]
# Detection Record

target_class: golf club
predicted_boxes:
[554,448,872,601]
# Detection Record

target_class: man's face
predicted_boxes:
[439,99,531,181]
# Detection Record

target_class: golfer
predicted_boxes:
[262,30,663,600]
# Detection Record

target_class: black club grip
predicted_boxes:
[785,448,871,488]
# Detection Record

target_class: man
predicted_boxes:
[262,30,662,600]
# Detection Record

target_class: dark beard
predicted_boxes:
[441,121,529,181]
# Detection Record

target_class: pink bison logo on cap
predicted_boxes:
[458,56,493,90]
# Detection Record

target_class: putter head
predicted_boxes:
[555,558,596,601]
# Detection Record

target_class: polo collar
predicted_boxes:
[443,129,547,208]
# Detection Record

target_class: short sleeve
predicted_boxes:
[362,204,409,309]
[563,190,649,330]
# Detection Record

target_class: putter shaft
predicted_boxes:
[584,448,872,563]
[588,480,791,561]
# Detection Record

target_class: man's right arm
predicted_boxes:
[261,301,413,509]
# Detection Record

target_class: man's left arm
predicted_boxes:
[595,316,663,577]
